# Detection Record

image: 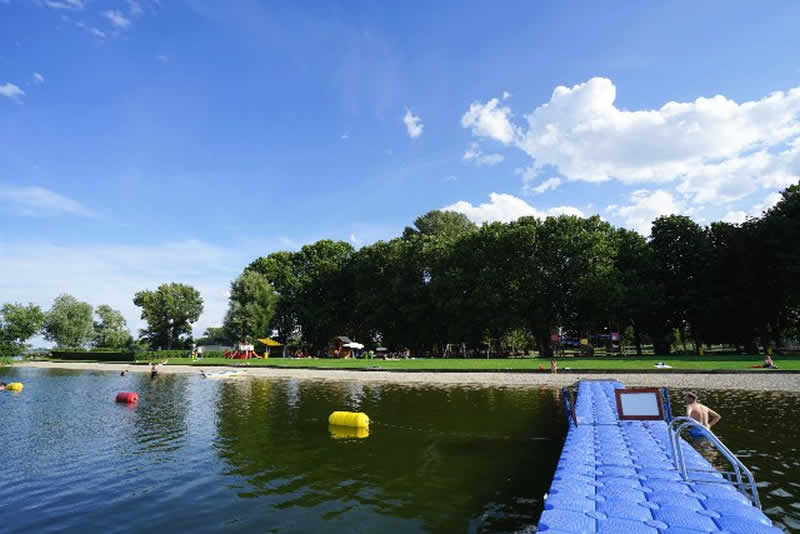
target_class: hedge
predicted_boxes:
[51,350,135,362]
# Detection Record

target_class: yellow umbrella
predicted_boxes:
[257,338,282,346]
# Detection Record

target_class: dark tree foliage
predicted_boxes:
[231,182,800,355]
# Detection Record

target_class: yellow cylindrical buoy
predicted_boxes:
[328,411,369,428]
[329,425,369,439]
[6,382,23,392]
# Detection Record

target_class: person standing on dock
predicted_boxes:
[685,392,721,429]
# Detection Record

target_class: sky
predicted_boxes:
[2,0,800,340]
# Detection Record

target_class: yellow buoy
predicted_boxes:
[329,425,369,439]
[328,411,369,428]
[6,382,23,392]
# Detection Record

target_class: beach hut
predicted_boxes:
[257,337,283,358]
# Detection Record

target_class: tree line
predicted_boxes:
[2,182,798,357]
[235,182,800,356]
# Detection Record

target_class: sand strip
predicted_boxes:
[10,361,800,392]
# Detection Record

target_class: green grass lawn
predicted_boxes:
[128,354,800,371]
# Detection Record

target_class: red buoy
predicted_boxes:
[115,391,139,404]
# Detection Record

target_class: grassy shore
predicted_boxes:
[124,354,800,371]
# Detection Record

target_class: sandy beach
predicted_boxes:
[11,361,800,392]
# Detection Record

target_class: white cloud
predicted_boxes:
[750,191,783,215]
[503,91,512,100]
[104,9,131,28]
[461,97,515,144]
[0,185,92,217]
[443,192,583,224]
[607,189,683,235]
[463,142,504,166]
[722,210,748,224]
[340,133,349,140]
[44,0,84,9]
[157,54,169,64]
[525,176,562,195]
[0,82,24,100]
[463,77,800,205]
[33,72,45,84]
[128,0,143,15]
[403,109,423,138]
[445,175,457,182]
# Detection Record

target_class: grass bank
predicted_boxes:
[122,354,800,371]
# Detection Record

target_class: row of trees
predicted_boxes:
[1,283,206,355]
[231,183,800,356]
[0,296,131,355]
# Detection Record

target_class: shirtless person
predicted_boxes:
[685,392,721,429]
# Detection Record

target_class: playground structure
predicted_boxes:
[224,338,282,359]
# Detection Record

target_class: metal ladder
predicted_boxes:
[667,416,761,509]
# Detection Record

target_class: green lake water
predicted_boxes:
[0,368,797,533]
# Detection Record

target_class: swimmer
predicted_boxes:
[0,382,6,391]
[685,392,721,429]
[120,370,128,376]
[150,362,160,379]
[200,369,207,378]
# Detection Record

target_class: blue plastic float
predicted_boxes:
[537,380,782,533]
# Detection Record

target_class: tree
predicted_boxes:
[246,252,299,343]
[133,283,204,350]
[196,327,230,346]
[0,303,45,357]
[402,210,476,240]
[43,294,94,348]
[223,271,278,343]
[649,216,711,353]
[93,305,132,349]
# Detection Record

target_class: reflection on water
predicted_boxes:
[669,388,800,532]
[0,367,797,533]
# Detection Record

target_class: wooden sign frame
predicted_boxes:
[614,387,664,420]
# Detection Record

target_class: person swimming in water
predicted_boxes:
[150,362,160,379]
[0,382,6,390]
[685,392,721,429]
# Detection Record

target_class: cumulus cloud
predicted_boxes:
[443,192,583,224]
[403,109,423,138]
[0,185,92,217]
[503,91,512,100]
[461,98,515,144]
[463,77,800,205]
[751,191,783,215]
[0,82,24,100]
[33,72,45,84]
[722,211,748,224]
[104,9,131,28]
[463,142,504,166]
[607,189,683,236]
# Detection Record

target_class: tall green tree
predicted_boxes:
[246,251,300,343]
[0,303,45,357]
[43,294,94,348]
[133,283,204,350]
[196,326,230,346]
[223,271,278,343]
[402,210,476,240]
[93,305,132,349]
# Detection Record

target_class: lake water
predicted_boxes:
[0,368,797,533]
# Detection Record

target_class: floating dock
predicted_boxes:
[537,380,782,533]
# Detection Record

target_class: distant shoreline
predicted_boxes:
[10,361,800,392]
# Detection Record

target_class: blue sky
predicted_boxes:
[2,0,800,337]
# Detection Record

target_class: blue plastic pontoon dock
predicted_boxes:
[537,380,782,533]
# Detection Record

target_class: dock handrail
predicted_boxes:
[667,416,761,509]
